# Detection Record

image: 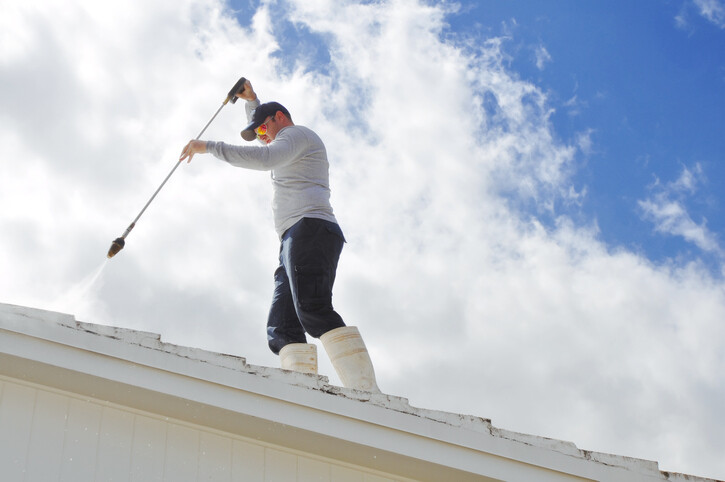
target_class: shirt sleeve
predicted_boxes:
[206,127,308,172]
[245,98,260,123]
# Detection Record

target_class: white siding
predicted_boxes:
[199,431,233,481]
[298,457,330,481]
[164,423,201,481]
[61,397,103,480]
[265,448,298,481]
[131,414,167,481]
[0,381,36,479]
[0,377,401,482]
[97,405,135,480]
[232,439,265,480]
[26,390,69,480]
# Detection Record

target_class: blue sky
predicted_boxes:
[2,0,725,478]
[481,0,725,266]
[232,0,725,269]
[473,0,725,267]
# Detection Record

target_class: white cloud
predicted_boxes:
[639,197,721,253]
[638,164,723,256]
[575,128,595,155]
[677,0,725,30]
[534,44,552,70]
[694,0,725,28]
[1,0,724,478]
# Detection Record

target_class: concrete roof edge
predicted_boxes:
[1,302,721,482]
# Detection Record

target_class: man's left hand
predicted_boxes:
[179,140,207,163]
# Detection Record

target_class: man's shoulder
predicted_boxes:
[288,124,317,135]
[281,125,323,143]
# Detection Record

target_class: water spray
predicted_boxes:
[107,76,247,259]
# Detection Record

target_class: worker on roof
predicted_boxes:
[180,79,379,393]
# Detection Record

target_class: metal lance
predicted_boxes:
[107,76,247,259]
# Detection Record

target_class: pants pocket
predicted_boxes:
[294,265,331,312]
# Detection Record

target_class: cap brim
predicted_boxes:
[241,128,257,141]
[240,119,262,142]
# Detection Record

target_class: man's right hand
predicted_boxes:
[237,79,257,101]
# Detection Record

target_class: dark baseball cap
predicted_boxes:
[240,102,291,141]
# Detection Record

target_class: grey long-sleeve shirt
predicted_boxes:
[206,102,338,238]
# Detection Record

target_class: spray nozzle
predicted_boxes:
[107,237,125,258]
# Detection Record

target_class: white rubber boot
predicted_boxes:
[279,343,318,375]
[320,326,380,393]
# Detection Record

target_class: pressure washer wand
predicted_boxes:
[107,76,247,259]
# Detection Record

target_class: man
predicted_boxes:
[179,80,379,392]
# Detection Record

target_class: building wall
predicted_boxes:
[0,376,405,482]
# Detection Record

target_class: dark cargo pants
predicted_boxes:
[267,217,346,354]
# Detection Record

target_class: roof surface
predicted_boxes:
[0,302,720,482]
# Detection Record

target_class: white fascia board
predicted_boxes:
[0,304,701,482]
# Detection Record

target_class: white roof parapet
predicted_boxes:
[0,302,721,482]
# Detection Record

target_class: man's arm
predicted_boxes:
[205,129,306,171]
[238,79,261,125]
[236,79,257,102]
[179,79,260,163]
[179,126,308,170]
